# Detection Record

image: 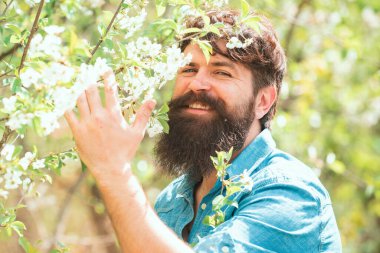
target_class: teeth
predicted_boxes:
[189,102,210,110]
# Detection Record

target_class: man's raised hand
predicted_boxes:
[64,70,156,179]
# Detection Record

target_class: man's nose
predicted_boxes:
[188,70,212,93]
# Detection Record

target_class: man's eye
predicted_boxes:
[215,71,232,77]
[182,68,197,73]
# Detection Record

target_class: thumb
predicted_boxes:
[133,100,156,132]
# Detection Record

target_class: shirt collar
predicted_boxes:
[226,128,276,178]
[175,174,196,201]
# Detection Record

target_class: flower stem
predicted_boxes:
[18,0,45,74]
[87,0,125,63]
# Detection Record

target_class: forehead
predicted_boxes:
[184,40,249,71]
[183,43,238,67]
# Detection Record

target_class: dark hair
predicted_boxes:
[179,10,286,129]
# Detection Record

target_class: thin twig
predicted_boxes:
[0,69,14,79]
[0,44,20,62]
[87,0,124,64]
[1,0,14,16]
[49,171,87,250]
[18,0,45,73]
[284,0,311,53]
[0,126,13,150]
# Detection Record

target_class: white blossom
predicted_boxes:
[226,37,243,49]
[20,68,41,88]
[25,0,41,7]
[51,87,77,115]
[44,25,65,35]
[19,152,35,170]
[36,111,60,135]
[42,63,75,87]
[94,57,112,76]
[1,144,15,161]
[4,169,23,190]
[2,96,17,113]
[147,119,164,137]
[32,159,45,170]
[0,189,9,199]
[22,178,32,191]
[243,38,253,48]
[29,28,63,60]
[239,170,253,191]
[6,112,34,130]
[118,9,147,39]
[88,0,105,8]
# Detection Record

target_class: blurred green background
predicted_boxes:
[1,0,379,252]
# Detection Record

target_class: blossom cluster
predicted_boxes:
[121,37,191,136]
[116,5,147,39]
[3,58,111,136]
[226,37,254,49]
[0,144,45,199]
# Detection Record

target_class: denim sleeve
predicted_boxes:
[193,177,341,253]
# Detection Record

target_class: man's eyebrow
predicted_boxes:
[184,61,237,70]
[210,61,237,70]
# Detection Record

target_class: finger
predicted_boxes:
[76,92,90,120]
[103,71,122,115]
[85,84,102,113]
[64,110,79,132]
[133,100,156,132]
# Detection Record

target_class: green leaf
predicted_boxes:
[207,25,221,36]
[12,145,23,159]
[0,215,12,225]
[43,174,52,184]
[226,185,242,196]
[10,34,22,44]
[81,160,87,172]
[19,237,40,253]
[97,24,106,36]
[11,221,26,237]
[329,160,346,174]
[11,78,22,93]
[155,0,167,17]
[158,119,169,134]
[32,117,44,136]
[180,27,202,35]
[241,0,250,17]
[203,215,215,228]
[242,16,261,33]
[157,103,169,114]
[5,24,21,34]
[197,40,212,63]
[202,15,210,26]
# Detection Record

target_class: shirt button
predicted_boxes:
[221,246,229,253]
[201,203,207,210]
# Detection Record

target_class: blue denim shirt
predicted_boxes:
[154,129,342,252]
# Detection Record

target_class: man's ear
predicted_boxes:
[255,85,277,120]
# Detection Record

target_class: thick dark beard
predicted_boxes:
[154,91,255,183]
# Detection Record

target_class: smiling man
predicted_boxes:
[65,10,342,253]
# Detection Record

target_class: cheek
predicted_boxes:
[172,77,188,98]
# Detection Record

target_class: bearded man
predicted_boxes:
[65,10,342,253]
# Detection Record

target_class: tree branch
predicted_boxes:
[0,126,13,150]
[284,0,311,54]
[0,43,20,62]
[18,0,45,73]
[49,171,87,250]
[1,0,14,16]
[87,0,124,64]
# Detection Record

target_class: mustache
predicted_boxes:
[169,91,226,114]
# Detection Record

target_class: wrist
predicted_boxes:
[90,162,133,186]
